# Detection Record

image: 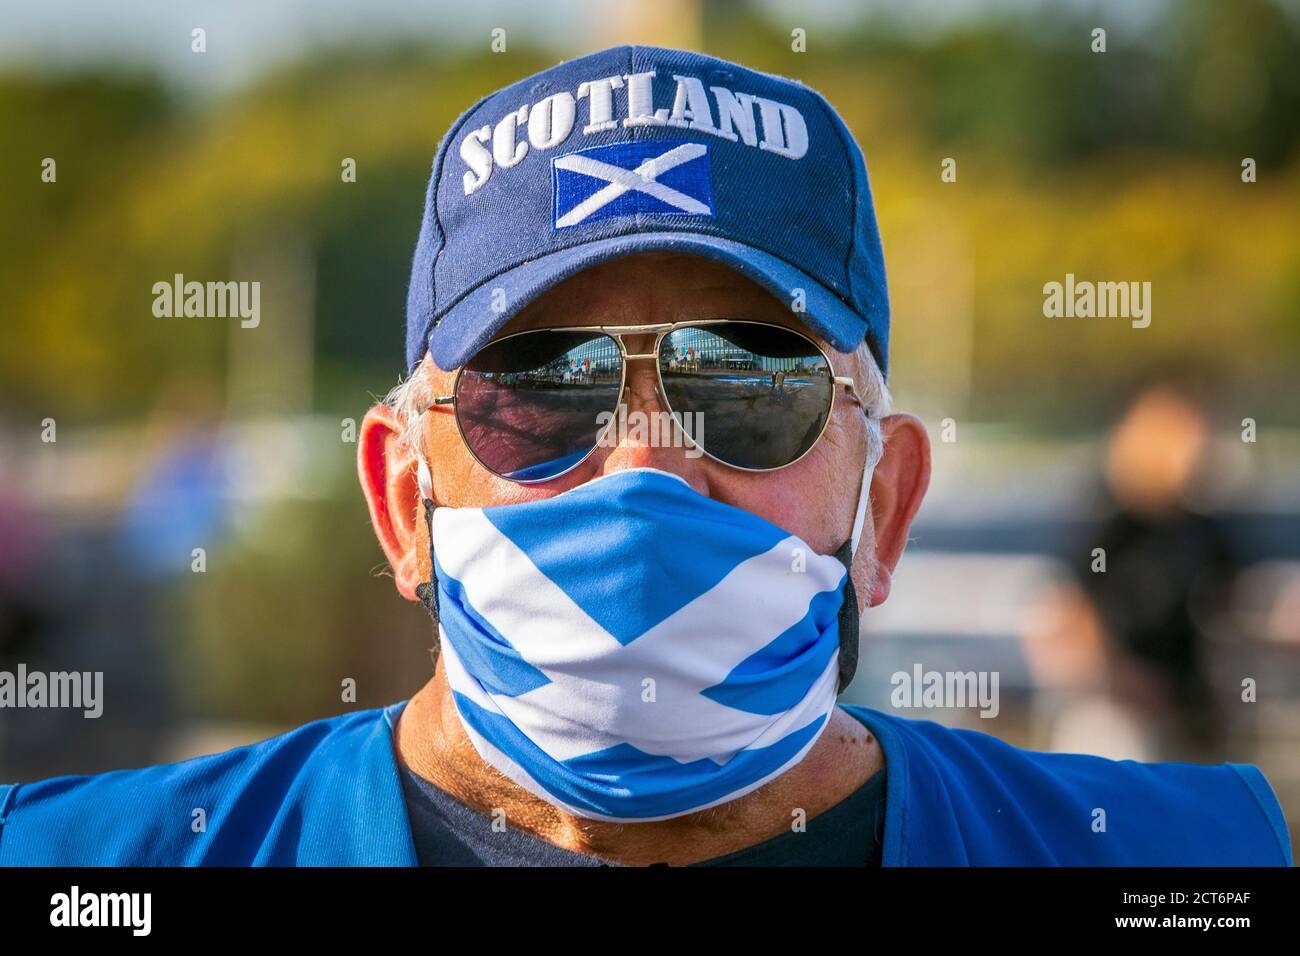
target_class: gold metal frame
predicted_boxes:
[428,319,863,484]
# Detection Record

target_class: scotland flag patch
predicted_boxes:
[552,140,714,230]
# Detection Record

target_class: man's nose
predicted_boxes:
[595,341,711,495]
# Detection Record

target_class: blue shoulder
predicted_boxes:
[0,704,414,866]
[843,705,1292,866]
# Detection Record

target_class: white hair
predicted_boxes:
[853,339,892,472]
[385,341,892,466]
[384,358,436,460]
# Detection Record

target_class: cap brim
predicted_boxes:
[425,232,871,372]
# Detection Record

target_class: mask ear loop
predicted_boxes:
[849,445,873,562]
[834,443,875,694]
[413,457,441,637]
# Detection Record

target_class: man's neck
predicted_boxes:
[393,664,883,866]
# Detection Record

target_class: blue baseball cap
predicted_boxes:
[405,45,890,377]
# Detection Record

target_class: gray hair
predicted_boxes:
[385,341,892,467]
[852,339,892,472]
[383,358,436,459]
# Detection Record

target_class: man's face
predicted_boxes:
[360,251,930,614]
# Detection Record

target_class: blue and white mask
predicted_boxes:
[415,466,868,822]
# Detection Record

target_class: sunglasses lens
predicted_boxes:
[456,331,622,481]
[659,323,835,470]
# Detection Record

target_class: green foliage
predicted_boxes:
[2,7,1298,429]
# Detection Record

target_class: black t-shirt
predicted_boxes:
[400,752,885,866]
[1077,505,1235,690]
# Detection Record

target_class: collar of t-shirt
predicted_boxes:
[399,748,885,866]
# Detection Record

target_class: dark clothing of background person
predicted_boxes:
[1075,500,1240,761]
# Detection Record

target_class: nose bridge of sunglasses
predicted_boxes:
[593,329,660,412]
[620,358,671,416]
[614,329,661,360]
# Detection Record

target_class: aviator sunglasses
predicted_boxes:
[428,319,865,483]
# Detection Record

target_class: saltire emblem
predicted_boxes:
[552,140,714,230]
[429,470,846,821]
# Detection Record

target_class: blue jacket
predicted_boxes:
[0,702,1290,866]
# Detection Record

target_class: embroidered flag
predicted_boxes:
[552,140,715,230]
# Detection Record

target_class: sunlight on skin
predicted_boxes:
[358,252,931,865]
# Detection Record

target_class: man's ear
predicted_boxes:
[358,403,425,602]
[863,413,931,608]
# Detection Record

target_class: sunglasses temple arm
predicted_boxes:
[833,376,865,409]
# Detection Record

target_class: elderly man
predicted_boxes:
[0,47,1290,866]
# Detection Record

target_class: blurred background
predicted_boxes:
[1,0,1298,856]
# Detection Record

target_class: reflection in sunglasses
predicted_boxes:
[452,322,841,478]
[457,371,621,480]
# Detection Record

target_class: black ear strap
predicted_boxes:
[413,497,440,627]
[834,540,860,695]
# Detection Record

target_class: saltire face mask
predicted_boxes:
[413,463,870,822]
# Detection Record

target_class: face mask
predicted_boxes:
[414,461,872,822]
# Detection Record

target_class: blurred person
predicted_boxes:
[16,376,229,779]
[0,48,1289,867]
[0,475,46,773]
[1035,384,1240,762]
[0,473,48,668]
[117,375,230,579]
